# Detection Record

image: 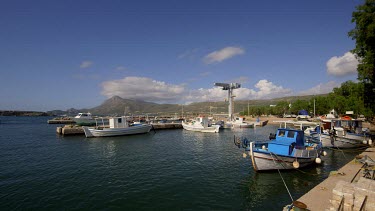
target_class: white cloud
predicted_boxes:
[251,80,292,99]
[80,60,93,69]
[101,77,186,103]
[204,46,245,64]
[298,81,339,95]
[100,77,307,104]
[326,52,359,76]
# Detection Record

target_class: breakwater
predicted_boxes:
[56,123,183,135]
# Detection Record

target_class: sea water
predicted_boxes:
[0,116,362,210]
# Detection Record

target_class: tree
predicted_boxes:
[275,101,289,116]
[290,100,309,114]
[348,0,375,119]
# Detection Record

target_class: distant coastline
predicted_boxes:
[0,110,50,116]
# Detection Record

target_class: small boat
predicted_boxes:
[73,112,96,126]
[275,120,371,149]
[231,116,254,128]
[318,118,371,148]
[182,116,220,133]
[82,116,152,138]
[235,128,324,171]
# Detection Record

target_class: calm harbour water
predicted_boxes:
[0,116,363,210]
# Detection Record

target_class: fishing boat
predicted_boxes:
[235,128,325,171]
[82,116,152,138]
[275,120,372,149]
[231,116,254,128]
[318,118,371,148]
[182,116,220,133]
[73,112,96,126]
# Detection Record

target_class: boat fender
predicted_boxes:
[369,139,373,146]
[293,161,300,169]
[262,145,266,150]
[315,157,322,164]
[242,153,247,158]
[363,140,368,145]
[322,151,327,156]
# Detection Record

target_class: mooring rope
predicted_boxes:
[269,152,294,203]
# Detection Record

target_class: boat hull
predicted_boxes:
[249,142,321,171]
[83,124,152,138]
[181,122,220,133]
[73,118,96,126]
[251,151,317,171]
[232,123,254,128]
[320,134,367,148]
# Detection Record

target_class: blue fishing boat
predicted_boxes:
[235,128,325,171]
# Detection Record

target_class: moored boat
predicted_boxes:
[231,116,254,128]
[73,112,96,126]
[182,116,220,133]
[318,118,371,148]
[235,128,325,171]
[82,116,152,138]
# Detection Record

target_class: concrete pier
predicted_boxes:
[48,119,75,124]
[295,147,375,211]
[57,123,183,135]
[57,125,84,135]
[151,123,182,130]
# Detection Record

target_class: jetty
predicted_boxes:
[56,123,182,135]
[293,147,375,211]
[48,119,76,124]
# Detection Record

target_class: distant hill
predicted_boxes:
[0,110,49,116]
[57,94,324,116]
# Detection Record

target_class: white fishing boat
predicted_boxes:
[231,116,254,128]
[319,118,371,148]
[82,116,152,138]
[182,116,220,133]
[275,120,371,149]
[73,112,96,126]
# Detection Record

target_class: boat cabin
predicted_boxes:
[109,117,129,128]
[267,129,305,156]
[235,116,245,123]
[195,117,210,127]
[75,112,92,119]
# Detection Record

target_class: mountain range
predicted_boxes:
[47,95,320,116]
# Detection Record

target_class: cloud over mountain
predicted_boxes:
[101,77,298,104]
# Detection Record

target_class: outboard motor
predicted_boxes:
[269,133,276,140]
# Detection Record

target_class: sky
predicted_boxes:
[0,0,364,111]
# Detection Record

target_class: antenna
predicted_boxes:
[214,82,241,121]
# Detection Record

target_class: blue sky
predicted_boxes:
[0,0,363,111]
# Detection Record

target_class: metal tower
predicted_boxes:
[214,82,241,121]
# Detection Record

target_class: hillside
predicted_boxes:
[64,95,324,116]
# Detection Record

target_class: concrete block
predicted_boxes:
[343,203,353,211]
[330,199,341,209]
